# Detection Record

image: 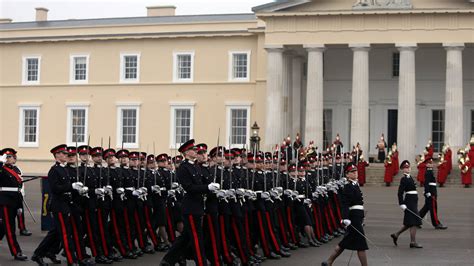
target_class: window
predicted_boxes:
[22,56,41,85]
[471,110,474,137]
[392,52,400,77]
[120,53,140,83]
[70,55,89,83]
[323,109,333,149]
[117,104,140,148]
[229,51,250,81]
[170,103,195,148]
[18,105,40,147]
[226,104,251,147]
[66,105,89,145]
[173,52,194,82]
[432,109,445,153]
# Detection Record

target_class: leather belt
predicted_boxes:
[0,187,20,192]
[406,191,418,194]
[349,205,364,210]
[428,182,437,186]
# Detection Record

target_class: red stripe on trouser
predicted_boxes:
[277,210,288,245]
[324,208,333,233]
[188,215,204,266]
[144,206,158,246]
[123,208,133,250]
[134,210,145,248]
[58,212,74,264]
[165,207,175,242]
[244,213,254,256]
[318,207,324,236]
[312,207,321,239]
[256,211,270,256]
[207,215,220,266]
[286,207,297,244]
[231,218,247,263]
[97,208,109,256]
[432,197,440,225]
[18,212,25,230]
[84,210,97,256]
[3,206,18,256]
[219,215,232,263]
[70,216,83,260]
[333,195,342,221]
[328,205,338,229]
[111,210,127,255]
[265,212,280,252]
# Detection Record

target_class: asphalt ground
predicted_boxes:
[1,181,473,266]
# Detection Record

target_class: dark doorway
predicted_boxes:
[387,110,398,148]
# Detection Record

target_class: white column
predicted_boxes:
[349,44,370,155]
[291,56,303,135]
[282,53,293,137]
[264,45,285,147]
[397,44,417,162]
[304,44,325,149]
[444,43,464,164]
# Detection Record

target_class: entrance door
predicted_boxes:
[387,109,398,148]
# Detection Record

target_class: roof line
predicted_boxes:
[252,0,310,13]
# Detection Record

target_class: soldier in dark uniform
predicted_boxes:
[322,163,368,266]
[391,160,423,248]
[160,139,221,266]
[152,154,171,251]
[419,157,448,230]
[155,153,173,247]
[143,155,160,251]
[157,154,177,243]
[0,148,28,261]
[126,152,144,257]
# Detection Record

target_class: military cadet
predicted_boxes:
[157,154,177,243]
[33,144,84,265]
[384,152,394,186]
[151,153,171,251]
[143,154,160,251]
[356,155,369,186]
[126,151,144,257]
[129,151,148,254]
[171,155,185,235]
[0,148,28,261]
[419,157,448,230]
[391,160,423,248]
[17,187,32,237]
[160,139,220,266]
[322,163,368,266]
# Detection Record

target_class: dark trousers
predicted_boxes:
[419,196,441,227]
[230,215,249,264]
[203,213,222,266]
[96,207,112,257]
[84,208,99,257]
[143,205,159,247]
[110,208,129,256]
[70,208,87,261]
[0,205,22,256]
[162,214,207,266]
[17,209,27,231]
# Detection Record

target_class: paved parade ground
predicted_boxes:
[1,181,473,266]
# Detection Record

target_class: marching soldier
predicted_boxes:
[376,134,387,162]
[0,148,28,261]
[437,150,449,187]
[151,153,171,251]
[419,157,447,230]
[356,155,369,186]
[383,151,393,186]
[391,160,423,248]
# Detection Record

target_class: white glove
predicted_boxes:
[116,188,125,194]
[171,182,180,189]
[425,192,431,198]
[95,188,105,195]
[167,190,176,197]
[284,189,293,196]
[104,185,113,194]
[17,208,23,216]
[80,186,89,194]
[141,187,148,193]
[261,192,270,199]
[0,154,7,163]
[304,199,312,206]
[342,219,351,227]
[400,204,407,211]
[72,182,84,191]
[208,183,220,191]
[152,185,161,193]
[133,190,141,197]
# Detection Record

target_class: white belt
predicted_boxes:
[255,191,263,194]
[0,187,21,192]
[406,191,418,195]
[125,187,135,191]
[428,182,437,186]
[349,205,364,210]
[297,195,306,199]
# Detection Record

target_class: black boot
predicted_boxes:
[14,252,28,261]
[95,255,113,264]
[45,253,61,264]
[20,229,32,236]
[32,254,48,266]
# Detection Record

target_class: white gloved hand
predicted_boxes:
[116,188,125,194]
[132,190,141,197]
[0,154,7,163]
[304,199,312,205]
[400,204,407,211]
[104,185,113,194]
[261,192,270,199]
[167,190,176,197]
[208,183,220,191]
[171,182,180,189]
[140,187,148,193]
[17,208,23,216]
[152,185,161,193]
[284,189,293,196]
[341,219,351,227]
[425,192,431,198]
[95,188,105,195]
[81,186,89,194]
[72,182,84,191]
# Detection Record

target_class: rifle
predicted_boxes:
[107,137,111,187]
[252,145,257,190]
[263,151,267,192]
[228,136,233,190]
[213,128,220,183]
[276,144,281,187]
[99,137,103,188]
[153,142,157,187]
[83,135,90,184]
[75,139,79,182]
[220,143,225,189]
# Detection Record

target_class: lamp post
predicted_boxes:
[250,122,261,152]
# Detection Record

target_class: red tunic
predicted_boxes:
[469,146,474,166]
[461,161,472,185]
[384,161,393,183]
[417,162,426,185]
[357,161,369,186]
[427,145,434,158]
[437,161,448,185]
[391,151,399,176]
[445,149,452,174]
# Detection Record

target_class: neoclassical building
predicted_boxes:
[0,0,473,174]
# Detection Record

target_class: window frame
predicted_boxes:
[22,55,41,85]
[120,52,140,83]
[18,104,41,147]
[392,52,400,78]
[66,103,89,146]
[228,51,251,82]
[69,54,90,84]
[323,109,333,149]
[431,109,445,153]
[116,103,141,149]
[173,51,195,83]
[169,102,195,149]
[226,102,252,148]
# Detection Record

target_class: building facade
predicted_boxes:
[0,0,473,174]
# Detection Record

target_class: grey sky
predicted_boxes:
[0,0,272,22]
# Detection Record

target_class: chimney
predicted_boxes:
[0,18,12,24]
[146,5,176,17]
[35,7,49,22]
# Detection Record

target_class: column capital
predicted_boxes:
[265,45,284,53]
[396,43,418,51]
[443,43,465,50]
[303,44,325,52]
[349,43,371,51]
